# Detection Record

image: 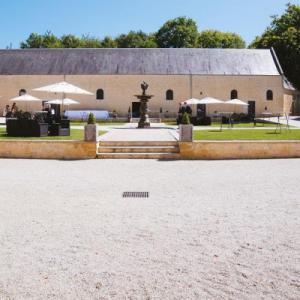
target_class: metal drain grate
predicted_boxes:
[122,192,149,198]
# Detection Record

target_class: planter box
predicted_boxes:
[84,124,98,141]
[179,124,193,142]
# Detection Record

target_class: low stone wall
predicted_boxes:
[0,140,96,159]
[1,140,300,160]
[179,141,300,160]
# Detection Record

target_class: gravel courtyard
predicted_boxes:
[0,158,299,300]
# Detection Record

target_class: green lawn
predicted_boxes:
[0,127,107,140]
[165,121,279,127]
[210,121,278,128]
[193,129,300,140]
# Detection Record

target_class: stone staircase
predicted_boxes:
[97,141,180,159]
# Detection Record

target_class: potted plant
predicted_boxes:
[84,112,98,141]
[179,112,193,142]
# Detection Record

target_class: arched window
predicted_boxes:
[266,90,273,101]
[19,89,26,96]
[230,89,238,99]
[96,89,104,100]
[166,89,174,100]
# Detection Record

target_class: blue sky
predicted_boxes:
[0,0,299,48]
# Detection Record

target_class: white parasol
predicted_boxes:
[10,94,42,111]
[33,81,93,116]
[180,98,201,105]
[225,99,249,106]
[33,81,93,95]
[10,94,41,102]
[198,96,224,104]
[45,98,80,105]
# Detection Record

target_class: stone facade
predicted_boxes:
[0,74,295,117]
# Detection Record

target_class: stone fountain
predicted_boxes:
[135,81,153,128]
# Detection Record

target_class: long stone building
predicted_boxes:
[0,48,298,118]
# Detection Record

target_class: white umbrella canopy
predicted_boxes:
[32,81,93,95]
[10,94,42,112]
[180,98,201,105]
[198,96,224,104]
[46,98,80,105]
[225,99,249,106]
[10,94,41,102]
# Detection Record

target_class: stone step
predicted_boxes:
[99,141,178,147]
[98,146,179,153]
[96,153,181,159]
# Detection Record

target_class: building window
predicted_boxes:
[96,89,104,100]
[230,89,238,99]
[19,89,26,96]
[266,90,273,101]
[166,89,174,100]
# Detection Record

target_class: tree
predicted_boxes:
[198,30,246,48]
[81,35,102,48]
[20,31,61,48]
[155,17,199,48]
[61,34,82,48]
[249,3,300,89]
[41,31,62,48]
[115,31,157,48]
[101,36,117,48]
[20,33,44,48]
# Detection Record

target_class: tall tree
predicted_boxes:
[198,30,246,48]
[81,35,102,48]
[116,31,157,48]
[156,17,199,48]
[20,33,44,48]
[21,31,62,48]
[101,36,117,48]
[61,34,82,48]
[249,3,300,89]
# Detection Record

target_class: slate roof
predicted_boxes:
[0,48,281,76]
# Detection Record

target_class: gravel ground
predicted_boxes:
[0,158,299,300]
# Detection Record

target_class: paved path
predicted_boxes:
[0,158,299,299]
[99,123,178,141]
[266,116,300,128]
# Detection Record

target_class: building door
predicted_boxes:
[197,104,206,118]
[132,102,141,118]
[248,101,255,117]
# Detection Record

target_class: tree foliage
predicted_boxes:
[199,30,246,48]
[80,35,102,48]
[61,34,82,48]
[20,16,247,50]
[249,3,300,89]
[155,17,199,48]
[21,31,62,48]
[101,36,117,48]
[116,31,157,48]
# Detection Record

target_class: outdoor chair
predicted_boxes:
[6,118,48,137]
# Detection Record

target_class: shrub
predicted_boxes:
[181,112,190,125]
[87,112,96,124]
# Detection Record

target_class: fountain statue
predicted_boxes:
[135,81,153,128]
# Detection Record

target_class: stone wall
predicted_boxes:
[179,141,300,160]
[0,140,96,159]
